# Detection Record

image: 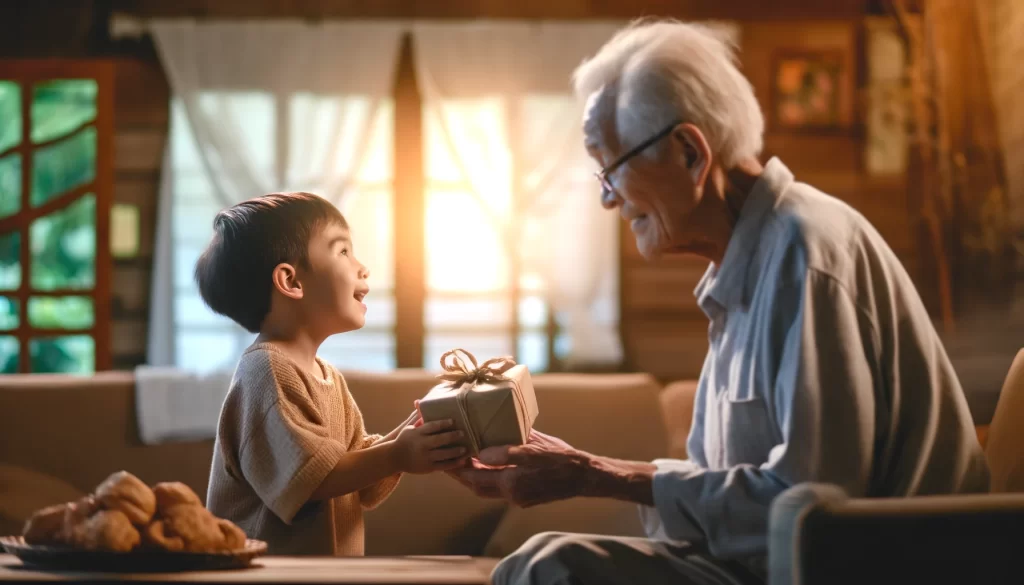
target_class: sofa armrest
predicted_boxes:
[659,380,698,459]
[0,464,86,536]
[768,484,1024,585]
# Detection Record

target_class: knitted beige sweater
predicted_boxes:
[206,342,400,556]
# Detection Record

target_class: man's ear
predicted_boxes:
[675,123,712,186]
[271,263,303,300]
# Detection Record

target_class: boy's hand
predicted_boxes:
[382,409,422,443]
[392,419,468,474]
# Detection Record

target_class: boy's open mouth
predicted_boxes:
[354,291,367,302]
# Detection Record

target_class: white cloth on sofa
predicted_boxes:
[134,366,233,445]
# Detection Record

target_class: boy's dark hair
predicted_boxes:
[194,192,348,333]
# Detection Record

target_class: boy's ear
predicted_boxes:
[271,263,303,300]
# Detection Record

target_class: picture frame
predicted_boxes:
[770,50,847,132]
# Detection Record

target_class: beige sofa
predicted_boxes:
[2,364,1005,567]
[0,369,698,558]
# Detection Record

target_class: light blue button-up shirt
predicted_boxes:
[641,158,989,561]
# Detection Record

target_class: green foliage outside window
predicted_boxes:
[0,78,100,373]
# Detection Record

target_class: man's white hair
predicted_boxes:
[573,19,763,168]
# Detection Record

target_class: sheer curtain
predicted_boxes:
[413,21,740,369]
[147,21,403,373]
[413,22,626,369]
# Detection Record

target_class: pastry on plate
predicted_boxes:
[142,519,185,552]
[153,504,245,553]
[66,509,140,553]
[152,482,202,512]
[22,503,70,545]
[59,496,98,544]
[18,471,247,556]
[94,471,156,526]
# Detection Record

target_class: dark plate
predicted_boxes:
[0,536,267,573]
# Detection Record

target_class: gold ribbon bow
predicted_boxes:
[437,349,517,389]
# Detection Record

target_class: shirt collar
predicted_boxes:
[696,157,794,315]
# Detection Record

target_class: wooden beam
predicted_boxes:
[18,75,30,373]
[110,0,867,21]
[393,33,425,368]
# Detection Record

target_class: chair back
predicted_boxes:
[985,349,1024,492]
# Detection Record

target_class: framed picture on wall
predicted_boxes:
[770,50,846,131]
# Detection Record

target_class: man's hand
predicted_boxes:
[447,430,591,507]
[448,430,659,507]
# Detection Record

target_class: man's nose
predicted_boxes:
[601,186,622,210]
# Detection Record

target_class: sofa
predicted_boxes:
[0,361,1007,565]
[0,369,698,558]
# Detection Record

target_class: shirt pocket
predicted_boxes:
[720,393,775,466]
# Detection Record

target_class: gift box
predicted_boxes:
[417,349,539,456]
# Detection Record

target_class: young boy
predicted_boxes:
[197,192,467,556]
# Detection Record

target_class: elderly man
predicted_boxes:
[451,19,989,585]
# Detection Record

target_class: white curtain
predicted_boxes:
[147,21,403,371]
[412,21,740,368]
[413,22,627,368]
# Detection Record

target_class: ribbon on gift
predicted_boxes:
[436,349,531,453]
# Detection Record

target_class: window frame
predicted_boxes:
[0,60,115,373]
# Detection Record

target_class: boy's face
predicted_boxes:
[298,221,369,335]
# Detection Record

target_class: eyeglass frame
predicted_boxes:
[594,120,682,196]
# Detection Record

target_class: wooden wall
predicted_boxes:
[977,0,1024,227]
[109,56,168,368]
[977,0,1024,313]
[107,0,866,21]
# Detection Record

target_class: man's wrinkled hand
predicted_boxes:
[445,430,590,507]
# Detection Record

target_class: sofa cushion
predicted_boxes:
[528,373,668,461]
[345,369,508,555]
[0,373,214,501]
[346,369,669,556]
[478,374,666,559]
[0,464,86,536]
[660,380,698,460]
[483,498,647,558]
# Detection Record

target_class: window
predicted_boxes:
[162,30,621,375]
[0,62,114,373]
[169,93,395,374]
[420,94,619,373]
[422,98,555,372]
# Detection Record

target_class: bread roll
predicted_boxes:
[142,520,185,552]
[152,482,202,512]
[158,504,243,553]
[60,496,98,543]
[66,509,140,552]
[22,503,69,545]
[94,471,156,526]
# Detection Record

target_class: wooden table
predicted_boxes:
[0,555,497,585]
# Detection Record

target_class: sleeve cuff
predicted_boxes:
[269,439,345,525]
[356,434,401,509]
[636,458,706,542]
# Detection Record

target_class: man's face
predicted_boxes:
[583,89,704,260]
[299,222,369,334]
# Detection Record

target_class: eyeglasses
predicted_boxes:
[594,121,681,196]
